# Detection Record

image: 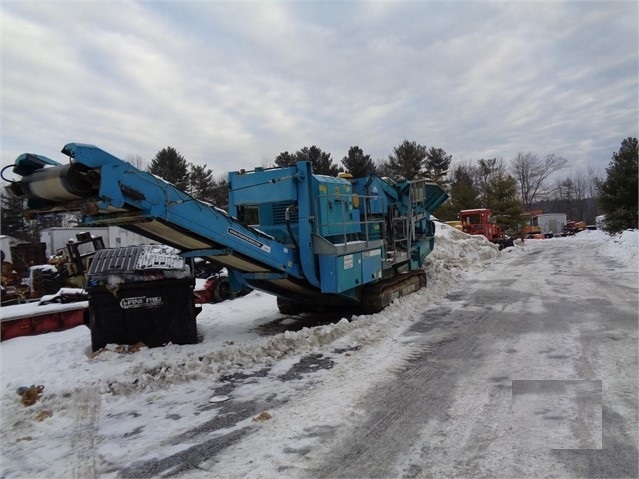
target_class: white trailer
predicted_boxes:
[532,213,567,235]
[0,235,22,263]
[40,227,159,257]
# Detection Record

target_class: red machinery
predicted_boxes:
[459,208,513,250]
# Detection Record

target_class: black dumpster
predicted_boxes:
[86,245,200,351]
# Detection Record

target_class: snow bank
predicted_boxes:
[425,223,502,294]
[1,224,505,397]
[573,228,638,266]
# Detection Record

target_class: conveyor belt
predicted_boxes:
[95,215,322,298]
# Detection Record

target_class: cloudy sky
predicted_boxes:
[1,1,637,180]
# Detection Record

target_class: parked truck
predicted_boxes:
[459,208,513,250]
[5,143,448,315]
[563,220,586,235]
[33,232,105,296]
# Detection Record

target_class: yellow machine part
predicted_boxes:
[521,225,541,235]
[446,221,463,231]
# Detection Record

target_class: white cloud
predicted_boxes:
[1,1,636,178]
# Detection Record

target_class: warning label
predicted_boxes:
[344,254,354,270]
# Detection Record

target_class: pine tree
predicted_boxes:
[1,192,29,241]
[275,146,341,176]
[476,158,506,207]
[425,147,451,184]
[450,165,480,211]
[211,176,229,209]
[148,147,189,190]
[597,137,638,232]
[0,190,54,242]
[375,159,394,179]
[557,178,575,220]
[274,151,296,168]
[386,140,427,181]
[484,173,523,233]
[433,164,481,221]
[342,146,377,177]
[296,146,340,176]
[188,164,217,204]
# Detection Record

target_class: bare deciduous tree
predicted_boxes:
[572,171,588,220]
[124,154,146,170]
[512,152,568,211]
[586,165,602,220]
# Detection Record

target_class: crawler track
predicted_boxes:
[361,270,426,314]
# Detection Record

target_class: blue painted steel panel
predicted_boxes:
[228,166,298,205]
[318,252,362,294]
[313,176,361,238]
[361,248,383,284]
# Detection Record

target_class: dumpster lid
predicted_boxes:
[87,245,186,276]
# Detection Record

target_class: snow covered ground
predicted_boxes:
[0,225,637,478]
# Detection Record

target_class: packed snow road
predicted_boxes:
[200,235,637,479]
[301,238,638,478]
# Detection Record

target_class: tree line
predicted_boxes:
[147,141,451,206]
[430,138,637,234]
[1,137,636,242]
